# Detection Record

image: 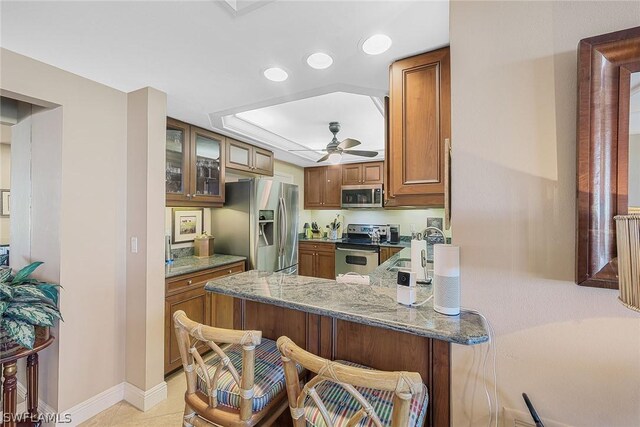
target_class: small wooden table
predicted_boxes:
[1,335,54,427]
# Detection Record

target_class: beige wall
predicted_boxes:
[0,141,10,244]
[1,48,129,412]
[126,88,166,396]
[450,2,640,426]
[629,134,639,208]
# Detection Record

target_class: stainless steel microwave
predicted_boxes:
[341,185,383,208]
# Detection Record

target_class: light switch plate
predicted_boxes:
[131,237,138,253]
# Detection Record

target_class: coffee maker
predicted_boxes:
[387,224,400,244]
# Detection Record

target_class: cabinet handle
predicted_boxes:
[187,193,191,198]
[187,280,192,285]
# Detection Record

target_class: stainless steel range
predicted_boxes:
[335,224,389,276]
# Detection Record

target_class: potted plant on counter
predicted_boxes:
[0,262,62,351]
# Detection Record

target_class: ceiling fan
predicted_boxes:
[289,122,380,163]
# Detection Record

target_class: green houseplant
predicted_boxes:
[0,262,62,350]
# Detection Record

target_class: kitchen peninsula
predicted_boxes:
[205,248,489,426]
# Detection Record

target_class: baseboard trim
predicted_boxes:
[58,383,124,426]
[123,381,167,411]
[16,382,56,418]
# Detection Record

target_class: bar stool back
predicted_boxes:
[277,336,428,427]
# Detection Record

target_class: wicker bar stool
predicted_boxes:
[173,311,302,427]
[277,336,429,427]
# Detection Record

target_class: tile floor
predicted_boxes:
[80,370,187,427]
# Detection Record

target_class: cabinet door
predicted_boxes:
[342,163,362,185]
[190,127,225,205]
[166,118,191,203]
[226,138,253,173]
[362,162,384,184]
[253,147,274,176]
[165,287,211,374]
[304,167,326,208]
[379,247,391,264]
[323,166,342,208]
[315,251,336,279]
[298,249,316,276]
[387,47,450,207]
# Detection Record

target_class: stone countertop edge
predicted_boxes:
[165,254,247,279]
[205,257,489,346]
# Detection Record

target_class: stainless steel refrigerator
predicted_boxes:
[211,179,299,274]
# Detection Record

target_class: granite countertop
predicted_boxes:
[165,254,247,279]
[205,247,488,345]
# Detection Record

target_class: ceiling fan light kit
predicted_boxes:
[288,121,379,163]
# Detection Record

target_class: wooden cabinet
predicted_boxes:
[164,261,245,375]
[298,242,335,279]
[385,47,450,207]
[225,138,274,176]
[380,246,403,264]
[304,166,342,209]
[342,162,384,185]
[166,118,226,207]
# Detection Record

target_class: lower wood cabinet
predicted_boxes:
[298,242,336,279]
[379,246,403,264]
[164,261,245,375]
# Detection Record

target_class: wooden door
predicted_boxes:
[189,127,226,205]
[165,287,211,373]
[386,47,450,207]
[166,118,191,204]
[362,162,384,184]
[323,166,342,208]
[304,167,326,208]
[315,251,336,279]
[298,248,316,277]
[253,147,274,176]
[342,163,362,185]
[225,138,253,173]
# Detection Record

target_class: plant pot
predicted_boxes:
[0,325,50,354]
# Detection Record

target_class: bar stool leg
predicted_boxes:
[27,353,39,420]
[3,361,18,427]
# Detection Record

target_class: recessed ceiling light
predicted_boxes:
[307,52,333,70]
[362,34,392,55]
[263,67,288,82]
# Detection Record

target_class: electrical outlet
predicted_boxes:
[502,407,572,427]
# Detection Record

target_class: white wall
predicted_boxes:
[450,2,640,426]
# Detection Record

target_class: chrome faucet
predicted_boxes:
[421,227,446,245]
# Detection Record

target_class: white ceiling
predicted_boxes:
[0,0,449,166]
[232,92,384,163]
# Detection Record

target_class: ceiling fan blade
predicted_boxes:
[288,149,328,152]
[316,153,331,163]
[342,150,379,158]
[338,138,361,150]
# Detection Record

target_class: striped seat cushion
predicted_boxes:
[195,338,302,412]
[304,361,428,427]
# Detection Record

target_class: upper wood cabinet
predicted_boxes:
[342,161,384,185]
[225,137,274,176]
[385,47,451,207]
[304,166,342,209]
[166,118,225,207]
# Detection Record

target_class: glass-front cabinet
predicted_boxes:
[190,127,225,204]
[166,118,225,206]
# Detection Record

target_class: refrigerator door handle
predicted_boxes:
[278,197,286,257]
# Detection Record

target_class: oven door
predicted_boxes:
[335,244,380,276]
[341,185,383,208]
